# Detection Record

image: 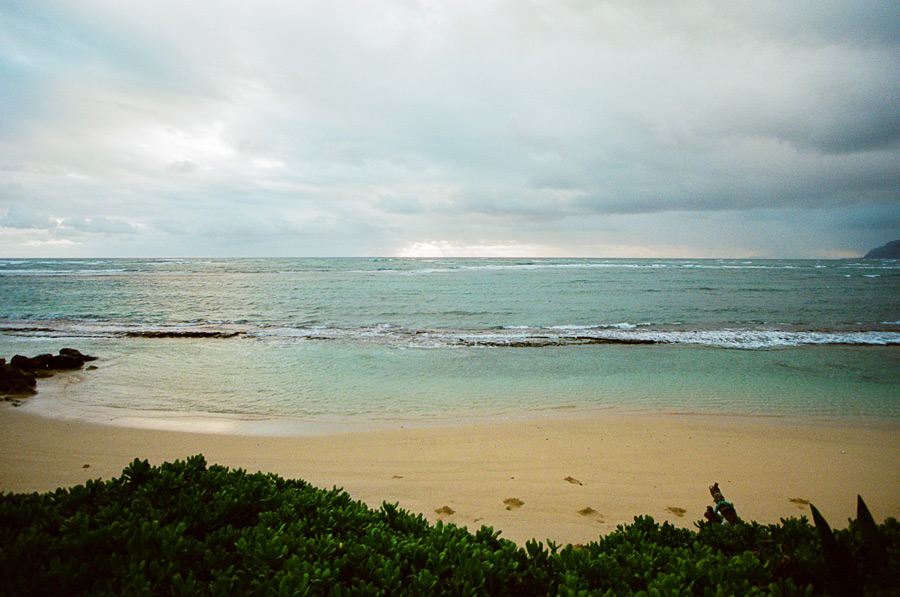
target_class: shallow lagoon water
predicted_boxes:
[2,258,898,431]
[5,335,899,431]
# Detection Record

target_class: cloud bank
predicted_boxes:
[1,0,898,257]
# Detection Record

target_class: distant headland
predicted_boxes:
[863,239,900,259]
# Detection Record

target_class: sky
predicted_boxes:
[1,1,899,258]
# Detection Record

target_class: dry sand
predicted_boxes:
[2,407,898,546]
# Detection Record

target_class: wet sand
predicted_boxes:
[2,407,898,546]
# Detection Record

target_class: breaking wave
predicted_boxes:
[2,318,898,350]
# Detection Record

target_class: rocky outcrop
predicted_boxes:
[1,349,97,402]
[9,349,97,374]
[863,239,900,259]
[0,359,37,396]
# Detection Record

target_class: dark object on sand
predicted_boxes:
[1,349,98,400]
[9,349,97,374]
[59,348,99,361]
[0,359,38,396]
[704,482,740,525]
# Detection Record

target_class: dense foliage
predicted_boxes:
[1,456,897,595]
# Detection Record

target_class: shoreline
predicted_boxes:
[17,370,900,436]
[2,406,899,546]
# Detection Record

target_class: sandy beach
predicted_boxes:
[1,407,898,546]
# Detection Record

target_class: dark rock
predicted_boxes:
[10,354,42,371]
[863,239,900,259]
[59,348,98,361]
[10,350,95,372]
[124,330,239,339]
[46,355,86,370]
[2,349,99,400]
[0,362,37,396]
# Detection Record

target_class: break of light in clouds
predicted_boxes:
[1,0,899,258]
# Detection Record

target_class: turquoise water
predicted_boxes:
[1,258,898,429]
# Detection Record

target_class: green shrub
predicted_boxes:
[0,456,897,595]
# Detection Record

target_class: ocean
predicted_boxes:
[1,258,898,432]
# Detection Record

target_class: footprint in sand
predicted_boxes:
[504,498,524,510]
[434,506,455,518]
[579,507,605,522]
[666,506,687,517]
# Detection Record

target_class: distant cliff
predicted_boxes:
[864,239,900,259]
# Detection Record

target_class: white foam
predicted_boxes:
[5,317,900,350]
[599,329,900,349]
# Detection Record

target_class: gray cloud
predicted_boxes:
[1,1,898,257]
[376,195,424,215]
[61,216,138,234]
[0,205,56,230]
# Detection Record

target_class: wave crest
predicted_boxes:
[3,319,899,350]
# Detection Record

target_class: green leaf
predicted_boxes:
[855,495,887,572]
[810,504,861,597]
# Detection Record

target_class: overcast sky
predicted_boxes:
[1,1,898,258]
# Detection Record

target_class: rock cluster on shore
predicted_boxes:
[0,349,97,403]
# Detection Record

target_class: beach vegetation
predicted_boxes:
[1,456,898,595]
